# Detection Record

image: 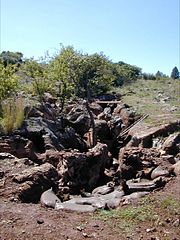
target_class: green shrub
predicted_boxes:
[0,62,19,101]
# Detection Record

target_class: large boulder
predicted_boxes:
[0,155,59,203]
[118,147,159,180]
[22,117,64,152]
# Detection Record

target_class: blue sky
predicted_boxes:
[0,0,179,75]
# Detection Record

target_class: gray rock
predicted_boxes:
[122,191,149,201]
[55,202,95,212]
[126,178,165,192]
[40,188,61,208]
[151,166,169,180]
[67,105,91,136]
[106,198,122,209]
[13,163,58,184]
[92,183,114,196]
[161,132,180,155]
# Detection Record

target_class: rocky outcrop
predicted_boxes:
[67,105,91,136]
[12,163,59,202]
[57,143,111,194]
[0,96,179,212]
[129,121,180,148]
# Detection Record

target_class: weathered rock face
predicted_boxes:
[129,121,180,148]
[112,104,135,127]
[0,155,57,201]
[0,135,37,160]
[0,103,89,161]
[161,132,180,155]
[117,147,172,180]
[67,105,91,136]
[170,161,180,176]
[22,117,64,152]
[90,102,103,116]
[95,119,111,142]
[58,127,88,152]
[12,163,59,203]
[57,143,111,194]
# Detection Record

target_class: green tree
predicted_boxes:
[21,59,52,100]
[48,46,115,109]
[49,46,115,145]
[113,61,141,85]
[77,53,115,146]
[142,72,156,80]
[48,46,80,111]
[0,51,23,67]
[171,66,179,79]
[76,53,115,98]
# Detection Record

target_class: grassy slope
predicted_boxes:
[113,78,180,126]
[95,193,180,238]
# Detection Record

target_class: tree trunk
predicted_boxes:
[85,100,97,147]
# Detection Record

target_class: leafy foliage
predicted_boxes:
[0,62,19,102]
[21,59,53,100]
[48,46,115,101]
[113,61,141,85]
[48,46,80,109]
[76,53,115,98]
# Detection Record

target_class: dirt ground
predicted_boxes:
[0,176,179,240]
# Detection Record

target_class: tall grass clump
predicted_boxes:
[0,96,25,134]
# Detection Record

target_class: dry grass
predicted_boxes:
[0,96,25,134]
[112,78,180,126]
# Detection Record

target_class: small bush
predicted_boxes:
[0,96,25,134]
[0,62,19,101]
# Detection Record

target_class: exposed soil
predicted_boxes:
[0,177,179,240]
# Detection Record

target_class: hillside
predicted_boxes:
[115,78,180,126]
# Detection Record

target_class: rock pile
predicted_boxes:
[0,94,179,212]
